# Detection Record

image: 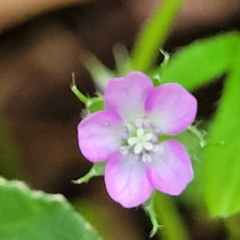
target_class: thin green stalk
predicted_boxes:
[131,0,184,72]
[143,191,161,237]
[70,73,88,104]
[72,162,106,184]
[154,192,190,240]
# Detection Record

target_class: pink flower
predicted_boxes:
[78,72,197,208]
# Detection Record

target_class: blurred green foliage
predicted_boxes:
[204,41,240,217]
[156,32,240,218]
[0,177,102,240]
[160,32,239,91]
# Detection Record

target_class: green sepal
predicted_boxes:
[73,162,106,185]
[70,75,89,105]
[159,50,170,74]
[86,96,105,114]
[83,53,115,90]
[71,78,105,114]
[149,50,170,87]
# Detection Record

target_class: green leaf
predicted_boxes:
[0,177,102,240]
[160,32,240,90]
[204,46,240,217]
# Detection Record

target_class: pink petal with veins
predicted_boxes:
[105,153,153,208]
[78,111,123,162]
[145,83,197,135]
[146,140,193,195]
[105,72,154,121]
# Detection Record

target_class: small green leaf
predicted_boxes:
[160,32,240,90]
[204,46,240,217]
[0,177,102,240]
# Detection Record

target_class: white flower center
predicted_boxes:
[120,119,161,162]
[127,128,153,154]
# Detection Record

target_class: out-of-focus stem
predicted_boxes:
[131,0,184,72]
[155,192,190,240]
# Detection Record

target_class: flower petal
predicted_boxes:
[105,72,154,121]
[105,153,153,208]
[145,83,197,135]
[146,140,193,195]
[78,111,123,162]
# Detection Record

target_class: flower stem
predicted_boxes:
[143,192,161,237]
[130,0,184,72]
[154,192,190,240]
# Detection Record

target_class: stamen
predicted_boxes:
[120,130,128,139]
[134,119,143,128]
[142,119,152,128]
[142,154,152,163]
[125,122,133,131]
[121,119,160,163]
[154,127,162,134]
[152,145,163,153]
[152,135,158,143]
[119,146,129,155]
